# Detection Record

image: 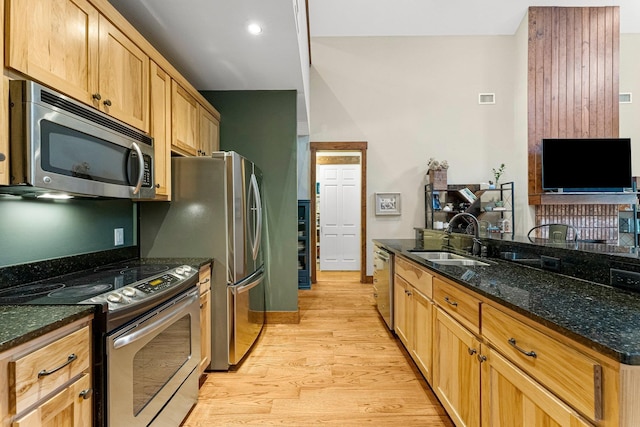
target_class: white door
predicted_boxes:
[319,163,361,271]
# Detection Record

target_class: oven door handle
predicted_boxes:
[113,290,198,350]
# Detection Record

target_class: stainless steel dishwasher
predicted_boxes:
[373,245,394,330]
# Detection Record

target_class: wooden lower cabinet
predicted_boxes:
[0,318,92,427]
[394,273,434,383]
[481,348,592,427]
[412,287,434,383]
[392,254,638,426]
[393,274,411,347]
[433,306,481,427]
[12,373,92,427]
[198,264,212,377]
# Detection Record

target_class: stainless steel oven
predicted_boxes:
[107,287,200,427]
[0,260,201,427]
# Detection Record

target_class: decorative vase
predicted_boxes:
[428,169,447,190]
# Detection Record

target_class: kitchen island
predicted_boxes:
[376,237,640,427]
[376,238,640,364]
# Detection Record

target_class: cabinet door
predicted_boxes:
[171,82,198,156]
[149,61,171,199]
[0,77,8,186]
[13,373,92,427]
[481,348,593,427]
[198,104,219,156]
[393,275,411,348]
[199,290,211,376]
[6,0,99,105]
[97,15,149,132]
[433,307,481,427]
[412,289,434,384]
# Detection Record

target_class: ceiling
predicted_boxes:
[107,1,640,137]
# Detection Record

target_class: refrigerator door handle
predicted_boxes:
[231,275,262,294]
[249,173,263,260]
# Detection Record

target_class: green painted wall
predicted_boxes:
[0,198,136,267]
[200,90,298,313]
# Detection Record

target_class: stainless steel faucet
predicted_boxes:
[446,212,482,256]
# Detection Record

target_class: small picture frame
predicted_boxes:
[457,187,477,203]
[375,192,401,216]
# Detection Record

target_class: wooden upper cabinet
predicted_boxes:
[149,61,171,199]
[171,81,198,156]
[6,0,100,104]
[97,15,149,132]
[6,0,149,132]
[198,104,219,156]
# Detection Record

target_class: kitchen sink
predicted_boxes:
[409,251,490,266]
[409,251,468,260]
[428,259,490,267]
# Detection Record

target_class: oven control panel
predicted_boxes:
[81,265,197,310]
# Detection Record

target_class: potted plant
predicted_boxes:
[489,163,505,189]
[427,157,449,190]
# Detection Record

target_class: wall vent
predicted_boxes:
[478,93,495,104]
[620,93,632,103]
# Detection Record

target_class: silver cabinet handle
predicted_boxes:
[477,354,487,363]
[468,348,477,356]
[38,353,77,378]
[508,338,537,358]
[444,296,458,307]
[103,99,112,107]
[0,153,5,161]
[92,93,101,101]
[79,388,93,400]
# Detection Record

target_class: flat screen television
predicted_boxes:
[541,138,633,192]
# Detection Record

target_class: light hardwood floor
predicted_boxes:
[182,271,453,426]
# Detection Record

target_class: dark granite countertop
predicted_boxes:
[375,238,640,365]
[0,305,94,353]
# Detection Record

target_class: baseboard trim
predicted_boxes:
[266,310,300,324]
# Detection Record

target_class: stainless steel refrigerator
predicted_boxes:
[139,151,265,370]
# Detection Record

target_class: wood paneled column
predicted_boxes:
[528,6,620,205]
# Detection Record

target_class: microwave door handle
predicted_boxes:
[130,142,144,195]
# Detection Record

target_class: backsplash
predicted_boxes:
[0,197,136,267]
[535,204,620,243]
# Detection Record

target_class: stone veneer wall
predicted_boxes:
[534,205,620,243]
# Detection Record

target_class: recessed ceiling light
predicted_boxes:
[247,23,263,35]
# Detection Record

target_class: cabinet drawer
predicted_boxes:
[9,326,91,415]
[395,256,433,299]
[433,278,480,334]
[482,304,602,421]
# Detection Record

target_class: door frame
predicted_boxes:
[310,141,367,284]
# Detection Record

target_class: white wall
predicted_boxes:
[310,35,520,275]
[620,34,640,176]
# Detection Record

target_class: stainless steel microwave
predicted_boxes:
[3,80,155,199]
